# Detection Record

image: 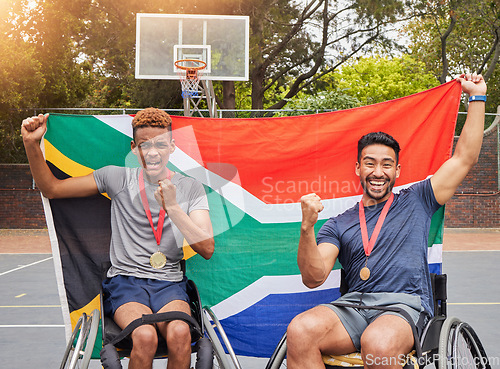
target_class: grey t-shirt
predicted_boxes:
[93,166,209,282]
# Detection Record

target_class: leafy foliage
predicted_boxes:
[1,0,497,161]
[329,55,439,105]
[277,91,360,116]
[405,0,500,113]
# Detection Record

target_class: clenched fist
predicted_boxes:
[300,193,324,229]
[154,178,177,212]
[21,113,49,144]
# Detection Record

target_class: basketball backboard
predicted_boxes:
[135,14,249,81]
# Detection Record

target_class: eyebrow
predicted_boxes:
[362,156,395,163]
[139,137,171,144]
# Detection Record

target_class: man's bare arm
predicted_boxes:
[155,181,214,260]
[298,193,339,288]
[22,114,100,199]
[431,74,487,205]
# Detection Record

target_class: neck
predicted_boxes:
[143,168,170,184]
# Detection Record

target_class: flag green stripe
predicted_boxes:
[45,114,132,169]
[187,188,301,306]
[188,187,443,307]
[428,206,444,246]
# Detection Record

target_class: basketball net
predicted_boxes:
[175,59,207,99]
[179,71,203,98]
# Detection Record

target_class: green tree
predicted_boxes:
[19,0,94,107]
[328,55,439,105]
[279,91,360,116]
[246,0,421,110]
[405,0,499,112]
[62,0,425,110]
[0,0,45,163]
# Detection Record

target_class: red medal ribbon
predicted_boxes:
[138,169,170,246]
[358,193,394,258]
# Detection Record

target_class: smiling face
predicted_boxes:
[131,126,174,183]
[356,144,401,205]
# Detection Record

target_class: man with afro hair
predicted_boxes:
[22,107,214,369]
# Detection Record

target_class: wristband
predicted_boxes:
[469,95,486,102]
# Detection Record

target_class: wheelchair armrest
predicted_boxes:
[420,315,446,352]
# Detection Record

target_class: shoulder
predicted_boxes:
[94,165,129,177]
[394,178,440,215]
[173,172,204,191]
[320,202,358,231]
[93,166,136,194]
[94,166,138,184]
[332,202,359,224]
[401,178,434,195]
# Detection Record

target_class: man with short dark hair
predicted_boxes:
[287,73,487,369]
[22,108,214,369]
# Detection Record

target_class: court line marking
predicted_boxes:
[448,302,500,305]
[443,250,500,253]
[0,324,64,328]
[0,256,53,276]
[0,305,60,308]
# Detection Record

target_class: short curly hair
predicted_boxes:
[132,108,172,140]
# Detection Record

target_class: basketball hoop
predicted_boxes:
[175,59,207,98]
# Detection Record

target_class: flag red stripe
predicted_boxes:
[172,81,461,203]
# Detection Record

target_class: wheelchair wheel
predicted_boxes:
[202,307,240,369]
[60,309,100,369]
[265,332,287,369]
[438,317,490,369]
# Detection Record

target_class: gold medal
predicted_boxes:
[360,266,370,281]
[150,251,167,269]
[358,194,394,283]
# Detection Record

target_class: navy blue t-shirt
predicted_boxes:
[316,179,442,315]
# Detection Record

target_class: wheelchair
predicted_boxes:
[59,262,239,369]
[265,271,491,369]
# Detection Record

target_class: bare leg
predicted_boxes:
[156,300,192,369]
[287,305,356,369]
[360,314,414,369]
[113,302,157,369]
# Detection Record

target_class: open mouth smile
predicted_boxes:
[367,178,388,192]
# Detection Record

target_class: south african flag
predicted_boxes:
[41,80,461,358]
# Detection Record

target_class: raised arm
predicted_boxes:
[22,114,99,199]
[431,73,487,205]
[298,193,339,288]
[155,180,214,260]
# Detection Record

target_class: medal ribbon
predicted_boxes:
[138,169,170,246]
[358,193,394,258]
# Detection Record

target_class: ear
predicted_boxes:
[395,163,401,178]
[355,162,360,177]
[170,138,176,153]
[131,140,137,152]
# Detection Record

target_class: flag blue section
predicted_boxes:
[220,288,341,357]
[429,263,442,275]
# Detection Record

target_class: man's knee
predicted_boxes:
[166,320,191,347]
[132,325,158,353]
[360,316,414,362]
[287,309,330,346]
[288,312,313,341]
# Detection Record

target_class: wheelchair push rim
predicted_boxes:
[438,316,490,369]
